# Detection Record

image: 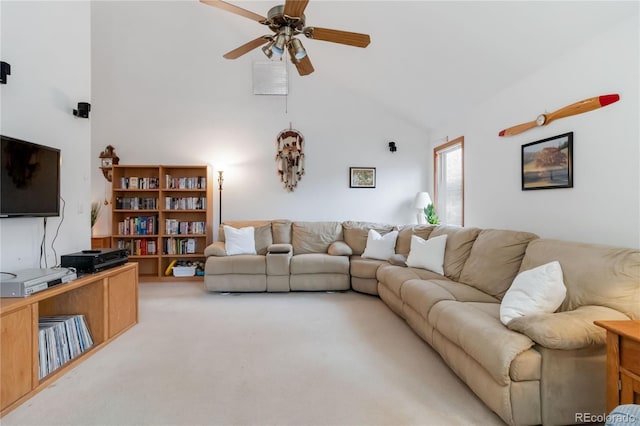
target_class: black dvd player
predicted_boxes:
[61,248,128,274]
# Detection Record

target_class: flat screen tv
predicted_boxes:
[1,135,61,217]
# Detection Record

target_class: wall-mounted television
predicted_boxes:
[1,135,61,217]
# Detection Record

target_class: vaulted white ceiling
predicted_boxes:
[202,1,638,130]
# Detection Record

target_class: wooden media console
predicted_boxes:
[0,263,138,417]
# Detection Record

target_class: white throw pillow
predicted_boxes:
[361,229,399,260]
[500,261,567,325]
[223,225,256,256]
[405,234,447,274]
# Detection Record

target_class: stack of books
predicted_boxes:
[38,315,93,379]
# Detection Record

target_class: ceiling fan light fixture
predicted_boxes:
[262,41,274,58]
[272,27,292,57]
[290,37,307,60]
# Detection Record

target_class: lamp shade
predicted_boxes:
[414,192,432,209]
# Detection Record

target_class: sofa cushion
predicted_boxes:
[290,253,349,275]
[377,264,444,299]
[500,261,567,325]
[430,280,501,304]
[328,241,353,256]
[428,300,534,385]
[507,305,631,349]
[395,224,436,256]
[429,226,481,281]
[406,234,447,274]
[205,255,266,275]
[520,239,640,319]
[343,221,395,255]
[220,221,273,255]
[350,256,387,279]
[204,241,226,257]
[458,229,538,299]
[401,279,456,319]
[271,220,292,244]
[291,221,343,255]
[362,229,399,260]
[224,226,257,256]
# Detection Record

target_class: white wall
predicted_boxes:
[0,1,92,271]
[432,14,640,248]
[90,1,430,238]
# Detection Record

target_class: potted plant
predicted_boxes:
[424,203,439,225]
[90,201,102,229]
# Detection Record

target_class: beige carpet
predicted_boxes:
[3,282,505,426]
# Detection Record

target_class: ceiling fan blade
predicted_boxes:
[294,55,314,76]
[223,36,270,59]
[284,0,309,18]
[545,94,620,125]
[498,120,538,137]
[200,0,266,23]
[304,27,371,48]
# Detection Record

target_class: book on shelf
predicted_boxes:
[164,175,206,190]
[164,196,206,210]
[117,215,158,235]
[38,315,93,379]
[120,177,159,189]
[115,196,158,210]
[165,219,206,235]
[164,237,197,255]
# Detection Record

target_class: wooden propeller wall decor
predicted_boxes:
[498,94,620,137]
[200,0,371,76]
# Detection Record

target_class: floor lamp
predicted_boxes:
[217,170,224,226]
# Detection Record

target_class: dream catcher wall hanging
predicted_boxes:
[276,125,305,192]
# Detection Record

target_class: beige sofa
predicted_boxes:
[204,220,640,425]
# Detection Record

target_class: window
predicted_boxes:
[434,137,464,226]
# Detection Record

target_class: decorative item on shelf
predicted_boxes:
[414,192,437,224]
[73,102,91,119]
[349,167,376,188]
[276,124,305,192]
[0,61,10,84]
[217,169,224,225]
[388,141,397,153]
[90,201,102,228]
[499,93,620,137]
[99,145,119,182]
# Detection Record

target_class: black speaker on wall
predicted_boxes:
[0,62,10,84]
[73,102,91,118]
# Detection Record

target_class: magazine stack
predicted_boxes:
[38,315,93,379]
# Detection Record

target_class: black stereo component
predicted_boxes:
[61,248,128,274]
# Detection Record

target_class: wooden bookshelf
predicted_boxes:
[0,263,138,417]
[111,165,213,281]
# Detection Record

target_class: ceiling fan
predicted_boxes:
[200,0,371,76]
[499,94,620,137]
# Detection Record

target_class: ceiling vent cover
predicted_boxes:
[253,61,288,95]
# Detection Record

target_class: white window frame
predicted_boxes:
[434,136,464,226]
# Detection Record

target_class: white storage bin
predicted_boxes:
[172,266,196,277]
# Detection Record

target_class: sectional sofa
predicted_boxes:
[204,220,640,425]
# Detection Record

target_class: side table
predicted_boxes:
[594,320,640,413]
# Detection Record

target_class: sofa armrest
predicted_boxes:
[268,243,292,254]
[506,305,630,350]
[328,241,353,256]
[204,241,226,257]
